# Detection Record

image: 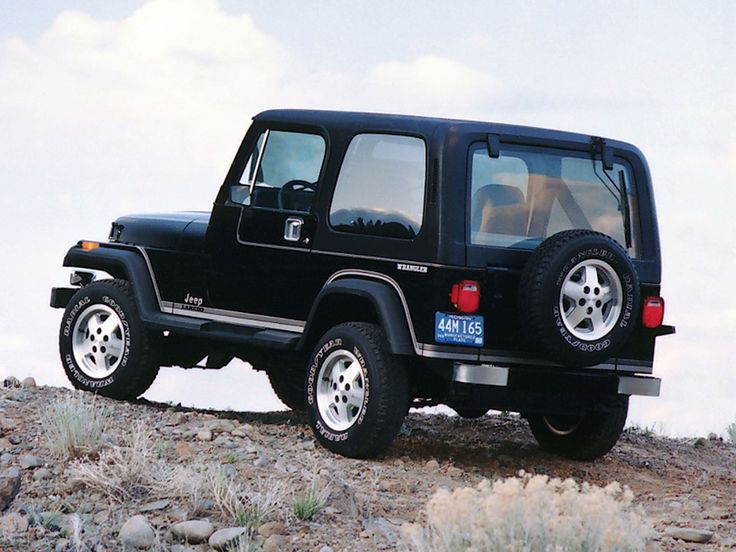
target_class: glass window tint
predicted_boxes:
[330,134,426,239]
[232,130,325,211]
[469,143,639,257]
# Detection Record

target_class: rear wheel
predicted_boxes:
[59,279,159,399]
[526,396,629,460]
[452,405,488,419]
[306,322,409,458]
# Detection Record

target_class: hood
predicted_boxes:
[110,211,210,252]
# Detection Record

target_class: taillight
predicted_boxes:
[450,280,480,314]
[642,296,665,328]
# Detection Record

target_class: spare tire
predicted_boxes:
[518,230,640,367]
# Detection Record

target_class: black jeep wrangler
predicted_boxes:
[51,109,674,460]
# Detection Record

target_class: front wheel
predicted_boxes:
[306,322,408,458]
[526,396,629,460]
[267,362,306,412]
[59,279,159,400]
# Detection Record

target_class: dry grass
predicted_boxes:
[209,468,286,527]
[400,472,651,552]
[292,480,329,521]
[68,424,171,502]
[40,394,107,459]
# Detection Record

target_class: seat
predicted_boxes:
[471,184,528,235]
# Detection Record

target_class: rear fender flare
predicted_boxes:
[299,277,415,355]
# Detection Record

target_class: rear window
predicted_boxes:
[468,143,640,257]
[329,134,426,239]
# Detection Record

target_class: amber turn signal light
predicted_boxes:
[81,241,100,251]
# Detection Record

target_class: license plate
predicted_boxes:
[435,312,484,347]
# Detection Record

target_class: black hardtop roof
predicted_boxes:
[254,109,639,152]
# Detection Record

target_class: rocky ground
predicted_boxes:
[0,378,734,551]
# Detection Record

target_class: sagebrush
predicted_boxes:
[726,419,736,443]
[400,473,651,552]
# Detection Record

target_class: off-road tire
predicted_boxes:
[306,322,408,458]
[527,396,629,460]
[267,363,306,411]
[519,230,640,367]
[59,279,159,399]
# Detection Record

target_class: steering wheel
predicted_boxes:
[279,180,317,211]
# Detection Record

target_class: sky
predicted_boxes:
[0,0,734,436]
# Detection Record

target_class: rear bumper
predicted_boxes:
[453,362,660,397]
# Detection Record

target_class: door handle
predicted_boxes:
[284,217,303,242]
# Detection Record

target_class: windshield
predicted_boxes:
[468,143,640,257]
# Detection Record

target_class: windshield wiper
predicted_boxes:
[591,137,632,250]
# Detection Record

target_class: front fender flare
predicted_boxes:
[62,243,162,323]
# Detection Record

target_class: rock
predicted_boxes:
[171,519,215,544]
[362,517,399,544]
[664,527,714,544]
[118,514,156,549]
[165,412,187,426]
[0,467,21,511]
[208,527,247,550]
[3,377,20,388]
[319,547,334,552]
[174,442,193,460]
[33,467,52,481]
[20,377,36,389]
[668,500,683,509]
[196,429,213,442]
[693,437,707,447]
[18,455,43,470]
[708,432,720,441]
[0,453,14,465]
[231,428,247,438]
[7,435,20,445]
[208,419,237,434]
[139,499,170,513]
[263,534,289,552]
[0,512,29,534]
[257,521,286,537]
[425,459,440,470]
[254,456,269,468]
[220,464,238,479]
[55,539,70,552]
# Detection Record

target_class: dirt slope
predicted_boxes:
[0,383,734,551]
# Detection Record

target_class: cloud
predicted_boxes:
[0,0,286,174]
[364,56,502,118]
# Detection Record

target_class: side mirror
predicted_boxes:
[229,184,251,206]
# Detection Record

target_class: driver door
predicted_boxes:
[209,128,326,323]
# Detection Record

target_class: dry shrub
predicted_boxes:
[40,394,106,459]
[401,473,651,552]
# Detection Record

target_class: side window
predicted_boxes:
[231,129,326,212]
[329,134,426,239]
